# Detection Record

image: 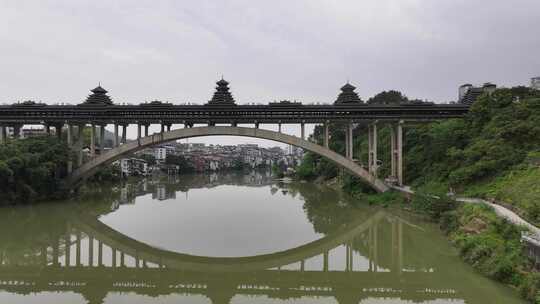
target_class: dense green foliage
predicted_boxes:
[0,137,69,203]
[296,87,540,302]
[299,86,540,223]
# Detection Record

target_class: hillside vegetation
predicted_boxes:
[298,87,540,224]
[0,137,69,204]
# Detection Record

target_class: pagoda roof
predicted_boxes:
[79,85,114,106]
[334,82,362,104]
[207,78,236,106]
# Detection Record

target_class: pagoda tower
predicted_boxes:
[80,85,114,106]
[334,83,363,104]
[207,78,236,105]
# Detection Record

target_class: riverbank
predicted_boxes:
[294,86,540,303]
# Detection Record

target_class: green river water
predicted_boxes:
[0,172,525,303]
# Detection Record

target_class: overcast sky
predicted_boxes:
[1,0,539,145]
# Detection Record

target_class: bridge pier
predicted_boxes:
[144,124,149,137]
[278,122,282,133]
[301,122,305,140]
[67,124,73,174]
[324,121,329,148]
[13,124,22,139]
[121,124,127,144]
[76,231,81,266]
[345,123,354,160]
[137,124,141,139]
[90,124,96,157]
[55,124,63,140]
[0,125,6,144]
[114,124,119,147]
[89,236,94,266]
[390,121,404,186]
[368,122,378,177]
[75,125,84,167]
[99,125,105,154]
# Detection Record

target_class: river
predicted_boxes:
[0,171,525,303]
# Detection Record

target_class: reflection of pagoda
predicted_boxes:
[334,83,362,104]
[80,85,114,106]
[207,78,236,106]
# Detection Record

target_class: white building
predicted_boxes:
[531,77,540,90]
[155,147,167,161]
[120,158,148,176]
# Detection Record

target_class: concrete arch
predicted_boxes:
[68,126,389,192]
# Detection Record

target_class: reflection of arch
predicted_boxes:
[68,126,389,192]
[73,210,386,272]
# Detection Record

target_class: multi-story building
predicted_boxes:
[120,158,149,177]
[458,83,497,104]
[155,147,167,161]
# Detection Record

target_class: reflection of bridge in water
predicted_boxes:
[0,206,479,304]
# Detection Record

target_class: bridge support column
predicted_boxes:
[98,241,103,266]
[99,125,106,154]
[0,126,5,144]
[166,124,171,132]
[137,124,141,139]
[13,124,22,139]
[67,124,73,174]
[121,125,127,144]
[114,124,119,147]
[161,124,165,133]
[45,125,51,136]
[65,233,71,267]
[76,231,81,266]
[88,236,94,266]
[323,250,329,272]
[144,124,149,137]
[90,124,96,157]
[56,124,63,140]
[390,121,403,186]
[345,123,354,159]
[368,123,378,177]
[324,121,329,148]
[76,125,84,167]
[301,122,305,140]
[278,123,282,133]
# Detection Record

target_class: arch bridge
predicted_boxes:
[0,80,469,191]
